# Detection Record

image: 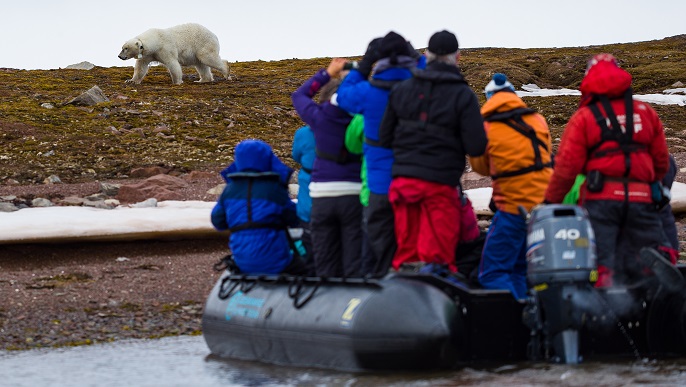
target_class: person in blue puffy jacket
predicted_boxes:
[334,31,424,277]
[211,139,307,275]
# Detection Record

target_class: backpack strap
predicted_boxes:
[316,146,361,164]
[484,109,552,180]
[587,89,645,178]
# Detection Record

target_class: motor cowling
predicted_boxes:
[526,204,597,286]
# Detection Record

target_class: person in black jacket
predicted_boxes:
[378,30,487,273]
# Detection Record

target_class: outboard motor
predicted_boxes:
[523,204,597,364]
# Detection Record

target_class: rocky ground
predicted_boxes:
[0,171,230,351]
[1,35,685,351]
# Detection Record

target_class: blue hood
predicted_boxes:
[220,140,293,185]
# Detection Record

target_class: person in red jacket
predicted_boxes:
[544,53,671,287]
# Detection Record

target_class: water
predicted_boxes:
[1,336,686,386]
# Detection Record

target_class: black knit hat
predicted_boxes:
[378,31,412,59]
[428,30,459,55]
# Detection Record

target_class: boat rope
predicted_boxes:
[287,276,322,309]
[217,276,241,300]
[213,254,239,273]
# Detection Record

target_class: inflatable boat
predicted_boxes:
[202,205,686,371]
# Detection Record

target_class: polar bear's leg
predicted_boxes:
[199,54,231,80]
[194,64,214,82]
[164,60,184,85]
[127,59,151,84]
[222,60,232,80]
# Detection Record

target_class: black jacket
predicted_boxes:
[378,62,486,187]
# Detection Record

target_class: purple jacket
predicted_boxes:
[291,69,361,183]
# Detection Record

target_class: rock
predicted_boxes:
[672,81,684,87]
[65,61,95,70]
[0,203,18,212]
[478,220,491,229]
[156,133,175,140]
[40,103,55,109]
[4,179,20,185]
[83,199,115,209]
[130,198,158,208]
[100,182,121,196]
[60,197,85,206]
[207,184,226,195]
[85,193,108,201]
[64,85,109,106]
[1,195,17,202]
[185,171,216,181]
[43,175,62,184]
[104,199,121,207]
[130,167,170,178]
[116,174,187,203]
[31,198,53,207]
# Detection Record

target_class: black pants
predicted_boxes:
[310,195,363,277]
[367,192,397,277]
[586,200,670,284]
[299,219,316,276]
[359,204,379,275]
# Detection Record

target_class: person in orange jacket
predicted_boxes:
[470,73,553,300]
[543,53,671,287]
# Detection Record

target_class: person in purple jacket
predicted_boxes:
[291,58,363,278]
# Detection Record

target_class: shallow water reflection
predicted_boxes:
[1,335,686,386]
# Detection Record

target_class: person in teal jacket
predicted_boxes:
[292,125,316,275]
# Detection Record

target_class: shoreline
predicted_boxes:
[0,238,226,351]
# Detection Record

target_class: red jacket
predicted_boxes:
[545,60,670,203]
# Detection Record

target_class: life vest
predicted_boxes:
[586,89,647,178]
[226,172,286,233]
[483,107,553,180]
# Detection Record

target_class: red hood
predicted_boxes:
[579,61,632,106]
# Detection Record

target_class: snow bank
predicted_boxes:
[3,184,686,244]
[517,84,686,106]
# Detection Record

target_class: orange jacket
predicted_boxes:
[470,92,552,214]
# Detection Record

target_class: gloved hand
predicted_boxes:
[356,37,382,78]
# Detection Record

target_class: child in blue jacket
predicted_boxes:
[211,139,307,275]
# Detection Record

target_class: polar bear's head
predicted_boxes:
[118,39,144,60]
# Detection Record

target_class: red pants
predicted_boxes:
[389,177,462,272]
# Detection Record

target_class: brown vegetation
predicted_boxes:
[1,34,685,185]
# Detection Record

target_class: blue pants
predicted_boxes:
[478,211,528,300]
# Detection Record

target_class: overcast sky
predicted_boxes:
[1,1,684,70]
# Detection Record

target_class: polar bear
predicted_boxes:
[118,23,231,85]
